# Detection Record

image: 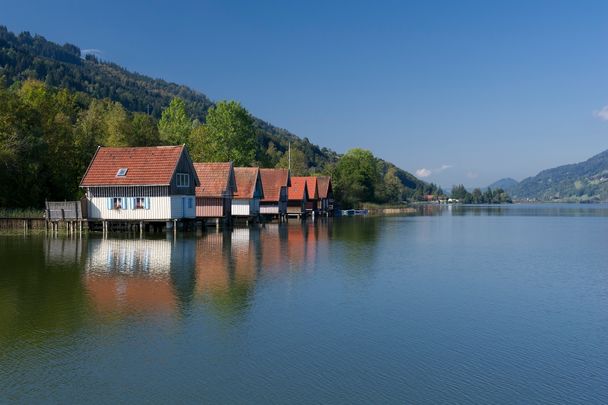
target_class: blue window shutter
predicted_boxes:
[107,198,112,210]
[132,198,137,210]
[145,197,150,210]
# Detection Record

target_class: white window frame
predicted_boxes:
[176,173,190,188]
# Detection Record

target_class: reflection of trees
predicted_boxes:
[449,204,608,217]
[0,237,88,345]
[332,217,380,244]
[330,217,380,271]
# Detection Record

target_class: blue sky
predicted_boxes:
[3,0,608,188]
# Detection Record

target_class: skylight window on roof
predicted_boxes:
[116,168,128,177]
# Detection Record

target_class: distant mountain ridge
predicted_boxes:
[487,178,518,191]
[0,25,429,193]
[510,149,608,201]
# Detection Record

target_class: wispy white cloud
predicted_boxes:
[81,48,103,58]
[415,164,452,178]
[594,105,608,121]
[437,164,452,173]
[466,171,479,179]
[415,168,432,178]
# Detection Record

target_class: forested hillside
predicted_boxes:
[487,178,518,192]
[510,150,608,202]
[0,25,440,208]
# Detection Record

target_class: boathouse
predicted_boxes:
[259,168,291,220]
[287,177,308,218]
[232,167,264,221]
[80,145,199,227]
[316,176,334,215]
[193,162,236,224]
[300,176,319,216]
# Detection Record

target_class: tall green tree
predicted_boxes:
[103,101,131,147]
[158,97,192,145]
[192,100,258,166]
[334,148,380,207]
[129,113,160,146]
[377,166,405,203]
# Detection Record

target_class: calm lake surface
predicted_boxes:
[1,204,607,404]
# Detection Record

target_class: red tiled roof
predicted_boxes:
[194,162,235,197]
[298,176,318,200]
[316,176,332,199]
[260,168,290,202]
[233,167,261,199]
[81,146,186,186]
[288,177,308,201]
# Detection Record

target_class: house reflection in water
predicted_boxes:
[195,229,261,317]
[82,221,333,319]
[84,238,196,316]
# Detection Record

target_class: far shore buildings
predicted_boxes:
[287,177,308,218]
[80,145,199,227]
[259,168,291,221]
[232,167,264,221]
[193,162,236,225]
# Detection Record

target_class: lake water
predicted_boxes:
[1,205,607,404]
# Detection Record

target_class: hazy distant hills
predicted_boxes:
[487,178,519,191]
[0,25,428,192]
[507,149,608,202]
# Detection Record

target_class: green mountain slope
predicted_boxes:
[511,150,608,201]
[487,178,518,192]
[0,25,429,196]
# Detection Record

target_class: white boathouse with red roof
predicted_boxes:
[80,145,199,221]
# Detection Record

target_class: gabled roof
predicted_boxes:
[233,167,263,199]
[316,176,332,199]
[260,168,291,202]
[80,145,197,186]
[194,162,236,198]
[297,176,319,200]
[288,177,308,201]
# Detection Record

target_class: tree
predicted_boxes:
[158,97,192,145]
[334,148,380,207]
[103,101,131,147]
[129,113,160,146]
[378,166,405,203]
[192,100,258,166]
[276,147,308,176]
[471,188,482,204]
[265,141,282,167]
